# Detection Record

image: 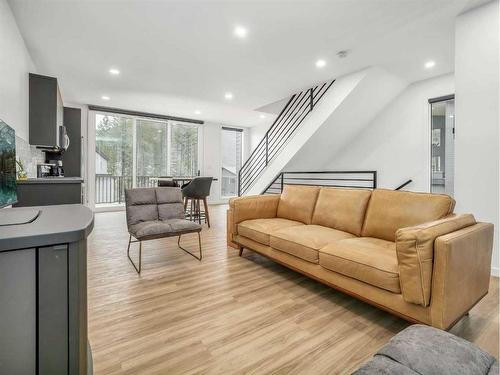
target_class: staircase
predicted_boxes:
[238,80,335,195]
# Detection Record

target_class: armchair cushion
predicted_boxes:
[129,220,173,240]
[396,214,476,306]
[277,185,320,224]
[270,225,354,263]
[362,189,455,242]
[320,237,400,293]
[156,188,185,220]
[125,188,159,226]
[238,218,303,245]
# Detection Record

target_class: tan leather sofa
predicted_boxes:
[227,185,494,330]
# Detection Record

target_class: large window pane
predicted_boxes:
[95,114,133,204]
[94,113,200,206]
[136,119,168,187]
[221,127,242,197]
[170,122,198,177]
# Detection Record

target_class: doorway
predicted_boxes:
[429,95,455,196]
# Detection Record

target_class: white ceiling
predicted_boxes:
[8,0,487,127]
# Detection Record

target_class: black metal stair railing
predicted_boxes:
[262,171,377,194]
[238,79,335,196]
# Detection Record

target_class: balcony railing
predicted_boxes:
[95,175,158,204]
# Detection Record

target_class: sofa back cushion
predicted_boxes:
[312,188,372,236]
[277,185,320,224]
[125,188,159,227]
[156,187,185,220]
[362,189,455,241]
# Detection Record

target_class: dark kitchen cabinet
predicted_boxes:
[29,73,63,148]
[0,249,36,374]
[63,107,82,177]
[0,205,94,374]
[39,244,69,374]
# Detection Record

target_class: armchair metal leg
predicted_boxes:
[127,234,142,273]
[178,232,202,261]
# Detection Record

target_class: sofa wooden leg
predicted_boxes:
[239,246,244,256]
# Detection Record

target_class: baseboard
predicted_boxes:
[491,266,499,277]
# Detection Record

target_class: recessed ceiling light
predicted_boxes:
[259,114,266,119]
[424,60,436,69]
[109,68,120,75]
[224,92,233,100]
[234,26,248,38]
[315,59,327,68]
[195,110,201,115]
[101,95,110,101]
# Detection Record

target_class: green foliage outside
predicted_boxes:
[95,115,198,178]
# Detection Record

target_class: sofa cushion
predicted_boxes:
[237,218,304,245]
[312,187,372,236]
[362,189,455,241]
[270,225,355,263]
[320,237,400,293]
[277,185,320,224]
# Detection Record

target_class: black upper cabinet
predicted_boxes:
[29,73,63,148]
[62,107,81,177]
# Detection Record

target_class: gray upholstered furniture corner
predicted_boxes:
[125,187,202,273]
[353,324,499,375]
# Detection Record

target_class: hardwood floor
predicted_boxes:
[88,204,499,374]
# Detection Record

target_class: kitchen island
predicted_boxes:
[0,204,94,374]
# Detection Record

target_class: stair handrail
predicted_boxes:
[238,80,335,196]
[395,179,413,190]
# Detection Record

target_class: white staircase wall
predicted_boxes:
[311,73,454,192]
[245,67,406,195]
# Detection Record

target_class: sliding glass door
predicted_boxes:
[221,127,243,198]
[93,112,199,206]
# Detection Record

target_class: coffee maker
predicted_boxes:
[38,151,65,177]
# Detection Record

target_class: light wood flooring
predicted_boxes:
[87,204,499,375]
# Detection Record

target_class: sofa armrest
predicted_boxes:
[396,214,476,307]
[430,223,494,329]
[228,195,281,237]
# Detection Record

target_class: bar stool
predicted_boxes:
[182,177,213,227]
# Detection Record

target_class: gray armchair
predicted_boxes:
[125,187,202,273]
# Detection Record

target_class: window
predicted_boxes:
[94,112,199,205]
[170,122,199,177]
[430,96,455,196]
[221,127,243,197]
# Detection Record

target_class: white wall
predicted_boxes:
[0,0,35,140]
[201,122,250,204]
[324,74,454,192]
[455,0,499,276]
[245,67,406,195]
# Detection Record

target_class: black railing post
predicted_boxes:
[280,173,284,193]
[238,169,241,196]
[265,135,268,165]
[310,88,314,111]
